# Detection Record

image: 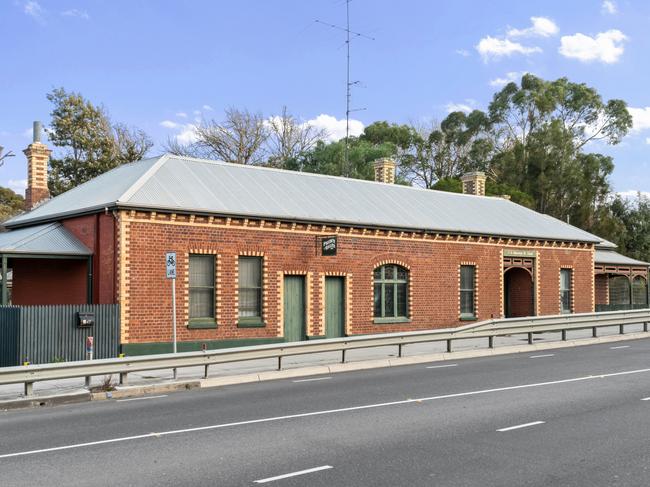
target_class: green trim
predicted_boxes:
[460,315,477,321]
[121,337,285,356]
[237,317,265,328]
[307,335,327,340]
[374,317,411,324]
[187,318,217,329]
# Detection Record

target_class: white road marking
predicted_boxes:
[497,421,545,432]
[116,395,168,402]
[254,465,333,483]
[3,366,650,459]
[610,345,630,350]
[426,364,458,369]
[529,354,554,359]
[292,377,332,383]
[641,397,650,401]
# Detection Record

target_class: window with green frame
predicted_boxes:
[238,256,263,326]
[189,254,215,326]
[460,265,476,318]
[373,264,409,322]
[560,268,572,314]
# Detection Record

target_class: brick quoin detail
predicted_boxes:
[119,211,596,345]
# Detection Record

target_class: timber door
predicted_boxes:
[283,275,306,342]
[325,277,345,338]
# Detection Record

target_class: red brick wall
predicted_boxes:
[63,214,116,304]
[595,274,609,305]
[121,217,596,344]
[11,258,87,305]
[505,268,534,317]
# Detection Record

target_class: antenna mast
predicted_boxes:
[316,1,374,177]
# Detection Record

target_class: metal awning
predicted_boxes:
[595,250,649,267]
[0,223,92,305]
[0,223,91,257]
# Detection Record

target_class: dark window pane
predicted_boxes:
[561,291,571,313]
[239,257,262,317]
[189,254,215,319]
[373,268,382,280]
[396,283,407,317]
[374,283,382,317]
[189,255,214,287]
[239,257,261,288]
[460,291,474,316]
[609,276,631,305]
[632,277,648,305]
[384,284,395,317]
[384,266,395,280]
[460,265,474,291]
[560,269,571,292]
[190,289,214,319]
[396,267,407,281]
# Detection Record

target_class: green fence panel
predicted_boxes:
[0,307,20,367]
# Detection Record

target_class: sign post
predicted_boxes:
[166,252,178,379]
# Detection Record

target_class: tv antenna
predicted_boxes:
[316,0,374,177]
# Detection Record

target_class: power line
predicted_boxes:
[315,1,374,177]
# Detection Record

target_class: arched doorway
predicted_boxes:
[504,267,534,318]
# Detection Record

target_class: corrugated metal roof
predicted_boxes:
[595,250,649,267]
[5,154,607,244]
[0,223,91,256]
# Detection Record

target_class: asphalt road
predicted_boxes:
[2,339,650,486]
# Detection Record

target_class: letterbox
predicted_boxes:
[77,312,95,328]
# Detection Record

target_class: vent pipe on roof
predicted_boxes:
[23,120,51,211]
[461,171,486,196]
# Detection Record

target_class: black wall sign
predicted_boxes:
[322,236,337,256]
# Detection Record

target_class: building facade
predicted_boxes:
[1,129,647,355]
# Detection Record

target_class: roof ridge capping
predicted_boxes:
[118,154,170,203]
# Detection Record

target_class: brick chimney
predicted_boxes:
[461,171,487,196]
[23,121,51,211]
[373,157,396,184]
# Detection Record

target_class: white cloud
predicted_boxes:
[445,102,473,113]
[8,179,27,194]
[160,120,179,129]
[559,30,627,63]
[61,8,89,20]
[618,190,650,200]
[602,0,617,14]
[23,1,45,23]
[507,17,559,38]
[455,49,470,57]
[628,107,650,132]
[193,110,201,116]
[489,71,528,87]
[175,112,187,118]
[176,124,198,145]
[202,105,213,111]
[476,36,542,62]
[304,114,364,142]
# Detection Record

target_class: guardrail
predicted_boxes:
[2,309,649,396]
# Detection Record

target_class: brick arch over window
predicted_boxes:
[372,262,411,322]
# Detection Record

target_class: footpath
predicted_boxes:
[1,324,648,410]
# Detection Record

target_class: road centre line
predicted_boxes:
[610,346,630,350]
[116,395,168,402]
[3,367,650,460]
[426,364,458,369]
[529,354,554,359]
[497,421,545,432]
[292,377,332,383]
[254,465,333,483]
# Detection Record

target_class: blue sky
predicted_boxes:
[1,0,649,196]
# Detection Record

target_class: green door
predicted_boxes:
[284,275,306,342]
[325,277,345,338]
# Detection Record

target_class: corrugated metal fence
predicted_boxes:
[0,305,119,367]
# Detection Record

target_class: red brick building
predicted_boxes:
[1,133,647,355]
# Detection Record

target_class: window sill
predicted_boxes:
[460,315,477,321]
[307,335,327,340]
[374,317,411,324]
[237,318,265,328]
[187,319,217,329]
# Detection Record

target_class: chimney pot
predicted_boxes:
[33,121,42,143]
[460,171,487,196]
[373,157,397,184]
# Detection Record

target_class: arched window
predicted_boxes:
[609,276,631,306]
[373,264,409,320]
[632,276,648,306]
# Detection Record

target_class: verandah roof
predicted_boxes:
[0,223,91,257]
